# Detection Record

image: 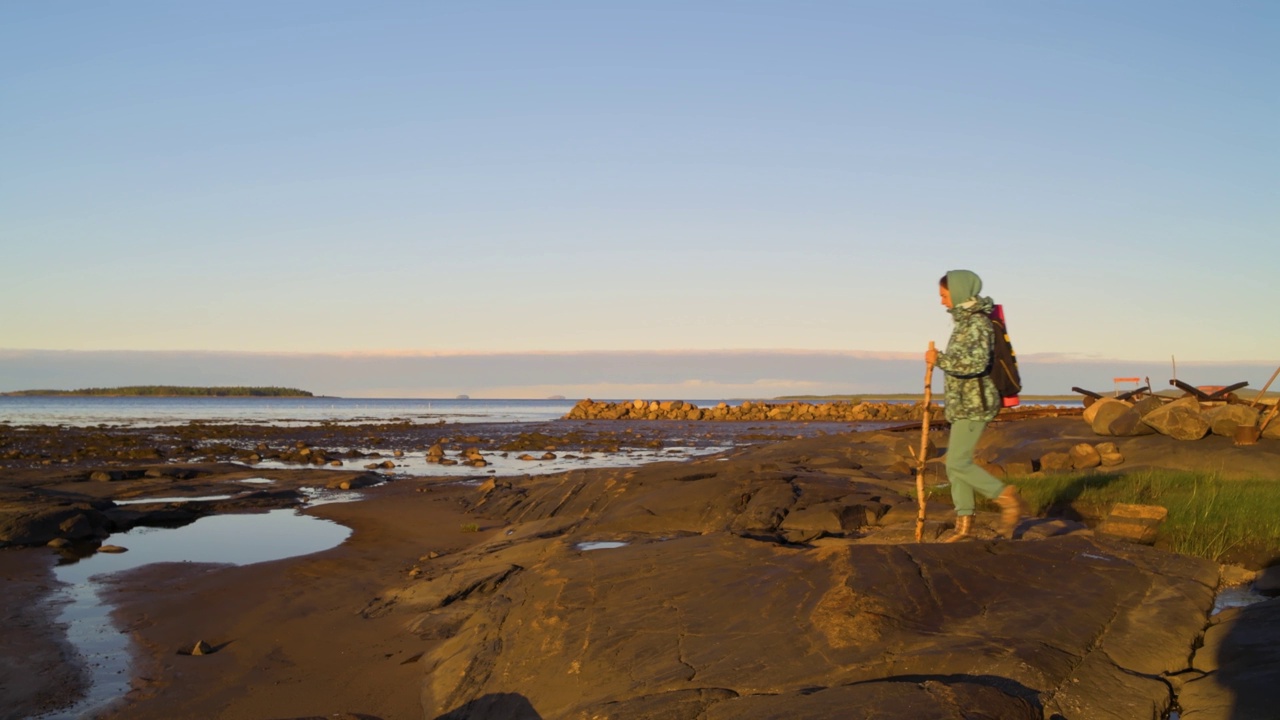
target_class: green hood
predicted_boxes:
[946,269,993,317]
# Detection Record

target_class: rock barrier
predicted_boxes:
[566,399,935,422]
[1084,395,1275,442]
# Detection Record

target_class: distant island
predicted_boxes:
[3,386,315,397]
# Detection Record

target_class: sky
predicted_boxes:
[2,2,1277,397]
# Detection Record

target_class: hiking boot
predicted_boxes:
[996,485,1029,538]
[943,514,973,543]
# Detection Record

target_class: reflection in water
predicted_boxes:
[112,493,239,505]
[39,510,350,720]
[576,541,630,551]
[257,445,737,479]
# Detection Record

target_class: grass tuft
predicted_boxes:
[928,469,1280,563]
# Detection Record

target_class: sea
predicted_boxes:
[0,395,1079,428]
[0,396,584,427]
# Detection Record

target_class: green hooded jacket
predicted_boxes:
[936,269,1001,423]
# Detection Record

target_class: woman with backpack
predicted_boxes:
[925,269,1028,541]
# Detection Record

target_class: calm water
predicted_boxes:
[0,395,1078,429]
[39,509,352,720]
[0,396,579,427]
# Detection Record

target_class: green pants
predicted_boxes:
[946,419,1005,516]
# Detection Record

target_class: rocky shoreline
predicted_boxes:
[0,416,1277,719]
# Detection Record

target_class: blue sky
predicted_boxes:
[2,2,1276,396]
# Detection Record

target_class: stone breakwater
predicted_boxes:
[565,398,1079,423]
[565,398,932,422]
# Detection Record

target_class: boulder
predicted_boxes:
[1132,395,1166,417]
[1084,398,1131,428]
[1091,400,1137,435]
[1143,397,1210,441]
[1069,443,1102,470]
[1104,408,1157,437]
[1205,404,1261,437]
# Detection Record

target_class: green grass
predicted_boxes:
[928,469,1280,563]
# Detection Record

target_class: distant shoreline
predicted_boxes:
[2,386,315,398]
[774,393,1085,402]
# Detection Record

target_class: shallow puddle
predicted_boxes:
[37,509,351,719]
[1213,584,1269,614]
[255,445,735,478]
[576,541,630,551]
[113,493,240,505]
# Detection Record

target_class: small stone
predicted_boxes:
[1003,460,1035,477]
[1095,442,1119,455]
[329,460,343,467]
[1095,503,1168,545]
[98,545,128,554]
[191,640,214,656]
[47,538,71,549]
[1099,452,1125,467]
[394,449,405,457]
[541,452,557,460]
[1039,451,1073,473]
[1069,443,1102,470]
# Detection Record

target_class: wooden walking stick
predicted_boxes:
[1249,364,1280,408]
[915,341,935,543]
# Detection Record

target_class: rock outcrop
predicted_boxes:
[366,432,1224,720]
[415,498,1214,719]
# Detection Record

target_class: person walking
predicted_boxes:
[925,269,1027,541]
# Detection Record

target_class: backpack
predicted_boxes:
[988,304,1022,408]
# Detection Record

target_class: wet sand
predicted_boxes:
[99,481,484,719]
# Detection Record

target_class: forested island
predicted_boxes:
[3,386,314,397]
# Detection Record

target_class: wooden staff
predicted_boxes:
[1249,364,1280,408]
[915,341,935,543]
